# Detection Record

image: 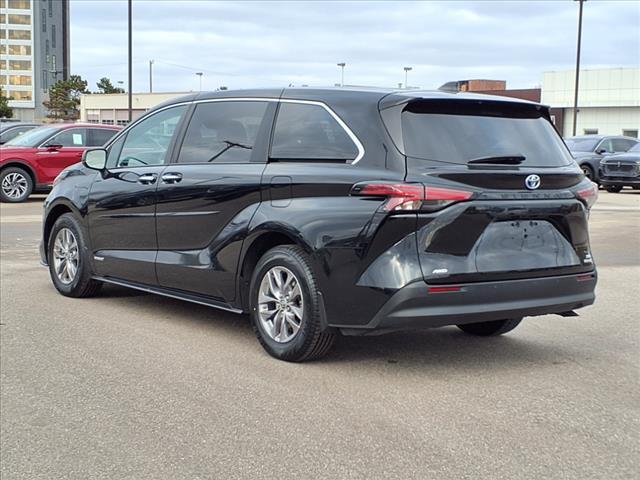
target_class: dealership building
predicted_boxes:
[0,0,70,121]
[542,68,639,138]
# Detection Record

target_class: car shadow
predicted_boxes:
[97,284,574,372]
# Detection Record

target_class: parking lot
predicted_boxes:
[1,192,638,479]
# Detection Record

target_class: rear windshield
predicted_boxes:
[399,101,573,167]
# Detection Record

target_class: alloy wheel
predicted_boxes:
[53,228,79,285]
[1,172,28,200]
[258,266,304,343]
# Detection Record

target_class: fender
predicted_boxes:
[0,159,39,185]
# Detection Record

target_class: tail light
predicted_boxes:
[576,182,598,209]
[351,182,473,212]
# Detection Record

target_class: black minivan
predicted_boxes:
[41,88,598,361]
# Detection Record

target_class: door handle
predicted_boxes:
[138,173,158,185]
[161,172,183,184]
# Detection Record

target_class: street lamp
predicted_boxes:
[196,72,203,92]
[337,62,346,87]
[403,67,413,89]
[572,0,586,136]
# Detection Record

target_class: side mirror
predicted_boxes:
[83,148,108,171]
[596,148,608,155]
[45,144,63,152]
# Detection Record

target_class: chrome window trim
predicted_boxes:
[103,97,365,164]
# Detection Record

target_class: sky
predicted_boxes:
[70,0,640,94]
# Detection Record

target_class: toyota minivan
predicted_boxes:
[40,88,598,361]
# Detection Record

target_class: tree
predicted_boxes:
[96,77,124,94]
[0,87,13,119]
[43,75,89,120]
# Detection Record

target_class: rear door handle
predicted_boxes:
[161,172,183,184]
[138,173,158,185]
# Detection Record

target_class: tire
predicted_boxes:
[457,318,522,336]
[605,185,623,193]
[0,167,33,203]
[48,213,102,298]
[580,164,596,183]
[249,245,336,362]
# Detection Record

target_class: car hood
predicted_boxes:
[0,146,36,156]
[601,152,640,162]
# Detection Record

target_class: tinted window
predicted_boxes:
[611,138,637,152]
[565,137,599,152]
[87,128,117,147]
[49,128,87,147]
[270,103,358,161]
[400,102,573,167]
[178,101,268,164]
[115,105,187,167]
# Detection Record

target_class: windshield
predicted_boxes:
[564,137,599,152]
[3,126,61,147]
[399,101,573,167]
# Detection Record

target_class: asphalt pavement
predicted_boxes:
[1,192,639,480]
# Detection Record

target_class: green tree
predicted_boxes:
[43,75,89,120]
[96,77,124,94]
[0,87,13,119]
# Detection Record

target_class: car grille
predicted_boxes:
[603,163,639,177]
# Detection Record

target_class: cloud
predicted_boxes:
[70,0,640,93]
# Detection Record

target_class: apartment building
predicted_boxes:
[0,0,70,121]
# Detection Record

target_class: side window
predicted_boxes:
[115,105,187,168]
[48,128,86,147]
[106,135,125,169]
[612,138,636,152]
[270,103,359,161]
[177,101,268,164]
[87,128,118,147]
[597,139,613,153]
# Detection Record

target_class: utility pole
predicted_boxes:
[404,66,413,89]
[127,0,133,122]
[572,0,586,136]
[337,62,346,87]
[149,59,154,93]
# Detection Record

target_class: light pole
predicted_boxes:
[149,59,154,93]
[337,62,346,87]
[127,0,132,122]
[572,0,586,136]
[196,72,203,92]
[404,67,412,89]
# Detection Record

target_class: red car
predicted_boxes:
[0,123,122,202]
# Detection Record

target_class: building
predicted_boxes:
[79,92,190,125]
[542,68,639,138]
[0,0,70,121]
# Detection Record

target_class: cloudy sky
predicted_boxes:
[70,0,640,93]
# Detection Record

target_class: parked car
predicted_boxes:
[564,135,639,183]
[599,142,640,192]
[40,88,598,361]
[0,123,121,202]
[0,121,41,145]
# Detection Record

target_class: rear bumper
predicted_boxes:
[341,272,596,335]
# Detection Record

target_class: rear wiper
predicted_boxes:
[467,155,526,165]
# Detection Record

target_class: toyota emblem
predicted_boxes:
[525,174,541,190]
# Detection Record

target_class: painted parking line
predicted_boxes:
[0,215,43,224]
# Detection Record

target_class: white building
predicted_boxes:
[542,68,640,138]
[79,91,190,125]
